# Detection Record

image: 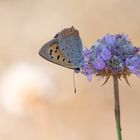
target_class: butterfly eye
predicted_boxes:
[68,61,71,63]
[75,68,80,71]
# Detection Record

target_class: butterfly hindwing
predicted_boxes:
[57,27,83,68]
[39,39,77,69]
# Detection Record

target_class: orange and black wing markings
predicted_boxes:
[39,39,76,69]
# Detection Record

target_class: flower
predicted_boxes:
[82,34,140,81]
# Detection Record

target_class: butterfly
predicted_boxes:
[39,26,83,73]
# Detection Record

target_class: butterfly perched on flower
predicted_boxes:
[39,26,84,73]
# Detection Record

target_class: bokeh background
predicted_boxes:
[0,0,140,140]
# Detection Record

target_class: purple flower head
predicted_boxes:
[82,34,140,81]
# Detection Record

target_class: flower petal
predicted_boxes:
[93,56,105,70]
[101,45,112,61]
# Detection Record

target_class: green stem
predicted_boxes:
[113,76,122,140]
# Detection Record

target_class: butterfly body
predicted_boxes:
[39,27,83,72]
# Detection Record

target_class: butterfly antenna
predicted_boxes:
[73,71,77,94]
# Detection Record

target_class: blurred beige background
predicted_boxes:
[0,0,140,140]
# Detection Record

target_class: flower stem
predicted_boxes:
[113,76,122,140]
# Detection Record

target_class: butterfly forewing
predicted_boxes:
[39,39,77,69]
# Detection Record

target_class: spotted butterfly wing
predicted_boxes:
[39,38,76,69]
[39,27,83,71]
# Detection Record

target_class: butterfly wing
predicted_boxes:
[57,27,83,68]
[39,38,78,69]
